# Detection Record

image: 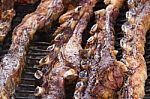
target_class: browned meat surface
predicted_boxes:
[0,0,65,98]
[34,1,97,98]
[118,0,150,98]
[74,0,127,99]
[0,0,15,43]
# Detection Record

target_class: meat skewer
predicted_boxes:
[0,0,66,98]
[34,1,97,98]
[0,0,15,43]
[74,0,127,98]
[119,0,150,98]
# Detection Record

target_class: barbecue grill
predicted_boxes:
[0,1,150,99]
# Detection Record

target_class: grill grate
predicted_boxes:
[0,1,150,99]
[13,40,50,99]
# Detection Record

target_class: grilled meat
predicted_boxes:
[0,0,15,43]
[0,0,65,98]
[119,0,150,98]
[34,1,97,98]
[0,0,41,43]
[74,1,127,99]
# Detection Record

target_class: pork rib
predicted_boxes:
[119,0,150,98]
[0,0,65,98]
[34,1,97,98]
[74,1,127,99]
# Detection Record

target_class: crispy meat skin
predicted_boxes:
[0,0,65,98]
[119,0,150,98]
[35,1,96,98]
[0,0,15,42]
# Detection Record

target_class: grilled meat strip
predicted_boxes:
[0,0,66,98]
[34,1,96,98]
[0,0,15,43]
[74,1,127,99]
[119,0,150,98]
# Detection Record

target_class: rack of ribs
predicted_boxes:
[73,0,128,98]
[0,0,15,43]
[119,0,150,98]
[0,0,66,98]
[34,0,97,98]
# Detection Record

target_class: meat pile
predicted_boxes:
[0,0,150,99]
